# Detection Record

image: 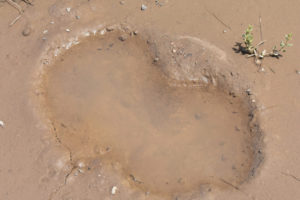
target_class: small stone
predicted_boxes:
[111,186,117,195]
[223,30,227,33]
[255,59,262,65]
[22,27,31,36]
[120,1,125,5]
[0,120,4,128]
[133,30,138,35]
[66,7,71,12]
[100,29,106,35]
[50,21,55,24]
[78,162,85,168]
[296,70,300,75]
[43,30,48,34]
[119,34,128,41]
[106,26,115,32]
[154,57,159,62]
[65,28,71,32]
[75,15,80,19]
[141,4,147,11]
[246,89,252,95]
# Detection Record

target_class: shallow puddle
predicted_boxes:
[41,32,258,195]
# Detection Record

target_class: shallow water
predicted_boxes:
[42,32,255,195]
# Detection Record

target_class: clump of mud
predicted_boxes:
[35,25,263,198]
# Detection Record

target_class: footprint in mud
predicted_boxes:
[37,28,263,197]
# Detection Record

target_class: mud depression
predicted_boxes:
[39,31,262,196]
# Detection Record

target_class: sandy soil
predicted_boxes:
[0,0,300,200]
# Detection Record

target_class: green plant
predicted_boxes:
[241,25,293,65]
[242,25,255,54]
[271,33,293,57]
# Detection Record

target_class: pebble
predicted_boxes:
[106,26,115,32]
[246,89,252,95]
[66,7,71,12]
[0,120,4,128]
[100,29,106,35]
[119,34,128,41]
[50,21,55,24]
[141,4,147,11]
[223,30,227,33]
[296,70,300,75]
[22,27,31,36]
[133,30,139,35]
[65,28,71,32]
[43,30,48,34]
[154,57,159,62]
[120,1,125,5]
[78,162,85,168]
[111,186,117,195]
[75,15,80,19]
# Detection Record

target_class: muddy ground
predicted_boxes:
[0,0,300,200]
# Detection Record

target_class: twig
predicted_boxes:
[219,178,240,190]
[9,14,21,26]
[219,178,254,199]
[259,14,263,41]
[22,0,33,5]
[268,66,276,74]
[6,0,23,14]
[256,40,266,47]
[129,174,143,184]
[281,172,300,182]
[206,9,232,30]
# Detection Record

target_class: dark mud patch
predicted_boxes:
[35,26,263,198]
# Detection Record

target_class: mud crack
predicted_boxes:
[47,123,78,200]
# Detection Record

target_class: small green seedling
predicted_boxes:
[241,25,293,65]
[242,25,255,54]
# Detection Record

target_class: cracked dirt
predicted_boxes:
[0,0,300,200]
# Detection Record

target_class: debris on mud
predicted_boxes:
[0,120,4,128]
[141,4,147,11]
[119,34,128,41]
[106,26,115,32]
[22,26,31,36]
[111,186,118,195]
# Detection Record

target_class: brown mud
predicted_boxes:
[37,29,263,198]
[1,1,300,200]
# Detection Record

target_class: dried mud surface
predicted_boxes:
[0,0,300,200]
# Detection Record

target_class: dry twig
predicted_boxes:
[6,0,23,14]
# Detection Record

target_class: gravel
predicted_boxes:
[22,27,31,36]
[119,34,128,41]
[141,4,147,11]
